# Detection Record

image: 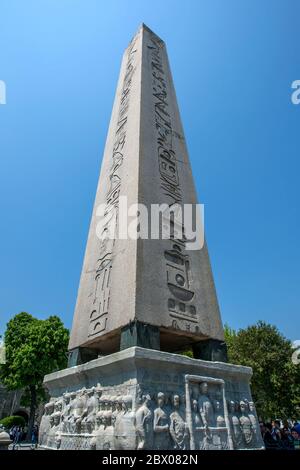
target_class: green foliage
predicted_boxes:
[0,415,26,430]
[0,312,69,392]
[225,321,300,420]
[0,312,69,437]
[180,350,193,358]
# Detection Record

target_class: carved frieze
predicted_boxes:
[39,374,262,450]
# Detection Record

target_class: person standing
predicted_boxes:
[291,424,300,450]
[12,425,22,450]
[31,424,39,448]
[261,423,280,450]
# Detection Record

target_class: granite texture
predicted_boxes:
[68,23,224,355]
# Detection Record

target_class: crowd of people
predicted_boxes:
[9,424,39,448]
[7,418,300,450]
[260,420,300,450]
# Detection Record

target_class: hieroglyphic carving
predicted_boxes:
[147,36,196,329]
[164,245,194,301]
[88,36,138,337]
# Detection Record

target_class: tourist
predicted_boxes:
[271,419,282,442]
[12,425,22,449]
[291,424,300,450]
[260,422,280,450]
[9,425,17,441]
[280,427,294,450]
[31,424,39,447]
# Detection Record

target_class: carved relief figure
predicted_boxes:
[53,412,63,449]
[70,388,87,433]
[153,392,170,450]
[104,396,112,413]
[191,384,199,401]
[98,395,105,413]
[169,395,189,450]
[39,401,54,446]
[65,391,77,433]
[248,401,258,445]
[82,387,98,433]
[228,400,242,448]
[45,411,62,449]
[239,400,253,447]
[54,398,63,415]
[61,392,72,432]
[136,394,153,450]
[114,395,136,450]
[46,414,55,448]
[213,399,228,450]
[198,382,214,428]
[192,399,202,427]
[112,395,122,423]
[103,411,115,450]
[191,399,202,450]
[197,382,214,449]
[214,399,226,427]
[90,411,105,450]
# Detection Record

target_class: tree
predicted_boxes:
[224,321,300,420]
[0,415,26,429]
[0,312,69,439]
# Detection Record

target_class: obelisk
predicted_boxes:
[41,25,264,451]
[68,24,226,365]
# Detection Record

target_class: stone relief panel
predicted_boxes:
[184,375,232,450]
[39,373,263,450]
[227,399,261,449]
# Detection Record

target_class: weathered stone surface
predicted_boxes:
[68,23,224,355]
[0,430,12,450]
[40,347,264,450]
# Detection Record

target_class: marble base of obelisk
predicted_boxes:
[39,347,264,450]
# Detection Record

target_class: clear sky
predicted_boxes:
[0,0,299,342]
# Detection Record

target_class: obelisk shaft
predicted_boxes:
[68,24,225,360]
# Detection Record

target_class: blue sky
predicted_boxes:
[0,0,299,342]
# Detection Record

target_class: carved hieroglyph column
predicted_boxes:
[68,24,225,363]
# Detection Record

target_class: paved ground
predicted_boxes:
[9,442,37,450]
